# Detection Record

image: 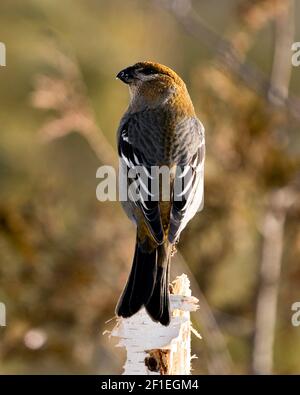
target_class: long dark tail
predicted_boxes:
[116,240,171,326]
[145,244,171,325]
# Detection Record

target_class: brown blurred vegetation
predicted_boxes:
[0,0,300,374]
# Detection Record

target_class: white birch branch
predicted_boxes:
[110,274,200,375]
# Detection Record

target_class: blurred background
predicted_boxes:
[0,0,300,374]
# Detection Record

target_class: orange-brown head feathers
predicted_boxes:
[117,61,195,116]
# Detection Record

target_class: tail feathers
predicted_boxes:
[116,242,157,318]
[145,261,170,326]
[116,241,171,326]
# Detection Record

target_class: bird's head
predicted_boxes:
[116,61,194,114]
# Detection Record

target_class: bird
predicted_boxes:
[115,61,205,326]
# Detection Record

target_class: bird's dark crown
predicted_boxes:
[133,62,181,80]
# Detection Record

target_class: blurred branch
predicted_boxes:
[154,0,300,121]
[252,0,296,375]
[268,0,295,105]
[253,187,297,374]
[31,47,118,168]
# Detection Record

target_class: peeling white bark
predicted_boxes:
[110,274,200,375]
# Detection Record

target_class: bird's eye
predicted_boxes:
[142,68,157,75]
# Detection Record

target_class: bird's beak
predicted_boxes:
[116,67,136,84]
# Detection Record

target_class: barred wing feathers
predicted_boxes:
[118,117,205,245]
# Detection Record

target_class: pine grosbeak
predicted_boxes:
[116,62,205,325]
